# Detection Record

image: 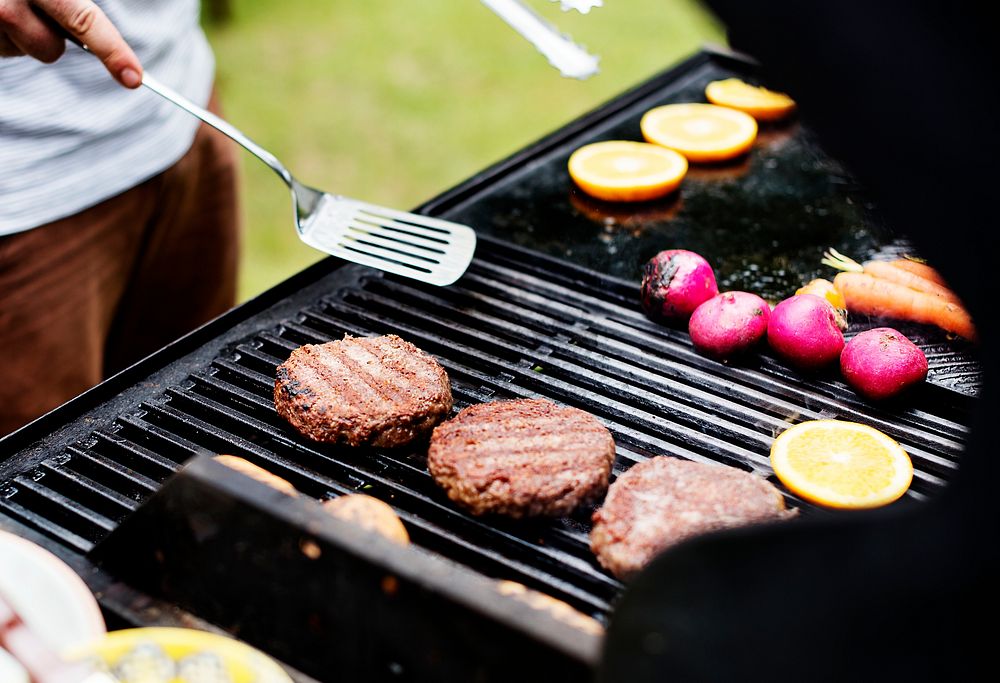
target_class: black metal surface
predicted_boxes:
[431,50,877,295]
[424,47,981,397]
[93,456,598,682]
[0,240,970,603]
[0,49,978,679]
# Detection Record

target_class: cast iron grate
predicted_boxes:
[0,242,970,622]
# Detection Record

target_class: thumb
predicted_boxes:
[38,0,142,87]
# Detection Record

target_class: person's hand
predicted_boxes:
[0,0,142,87]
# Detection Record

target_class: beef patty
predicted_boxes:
[274,334,452,447]
[590,456,795,579]
[428,398,616,517]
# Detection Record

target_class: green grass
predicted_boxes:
[204,0,724,301]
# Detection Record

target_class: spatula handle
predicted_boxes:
[66,35,294,188]
[138,72,293,187]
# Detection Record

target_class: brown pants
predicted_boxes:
[0,93,240,436]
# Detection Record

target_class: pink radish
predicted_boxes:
[840,327,928,400]
[641,249,718,322]
[768,294,845,370]
[689,292,771,360]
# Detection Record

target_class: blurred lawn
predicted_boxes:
[204,1,724,301]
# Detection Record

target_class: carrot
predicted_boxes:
[861,261,962,304]
[832,272,977,341]
[890,258,948,287]
[822,248,963,303]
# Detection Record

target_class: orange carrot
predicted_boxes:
[890,259,948,287]
[833,272,977,341]
[862,261,962,304]
[822,248,963,303]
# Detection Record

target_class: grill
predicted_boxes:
[0,49,979,681]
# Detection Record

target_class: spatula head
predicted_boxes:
[298,194,477,286]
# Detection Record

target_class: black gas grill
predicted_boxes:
[0,49,979,681]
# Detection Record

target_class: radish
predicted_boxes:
[840,328,928,400]
[768,294,845,370]
[640,249,718,322]
[688,291,771,360]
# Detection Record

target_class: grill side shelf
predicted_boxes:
[90,456,601,681]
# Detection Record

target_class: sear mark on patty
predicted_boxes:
[274,334,453,448]
[428,398,616,518]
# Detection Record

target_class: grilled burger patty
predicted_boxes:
[274,334,453,447]
[590,456,795,579]
[428,398,616,517]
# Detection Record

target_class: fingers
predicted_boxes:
[0,30,24,57]
[0,1,64,61]
[34,0,143,87]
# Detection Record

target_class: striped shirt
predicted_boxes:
[0,0,214,236]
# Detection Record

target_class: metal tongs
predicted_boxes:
[481,0,602,79]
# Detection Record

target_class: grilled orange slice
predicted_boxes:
[641,103,757,162]
[770,420,913,509]
[568,141,687,202]
[705,78,797,121]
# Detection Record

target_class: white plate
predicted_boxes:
[0,529,106,674]
[0,650,29,683]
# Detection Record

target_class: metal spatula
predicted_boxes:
[140,72,477,286]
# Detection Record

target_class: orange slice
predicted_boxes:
[568,141,688,202]
[641,103,758,163]
[770,420,913,509]
[705,78,797,121]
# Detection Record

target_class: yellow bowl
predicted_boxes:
[70,627,293,683]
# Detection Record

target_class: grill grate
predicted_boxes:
[0,241,970,622]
